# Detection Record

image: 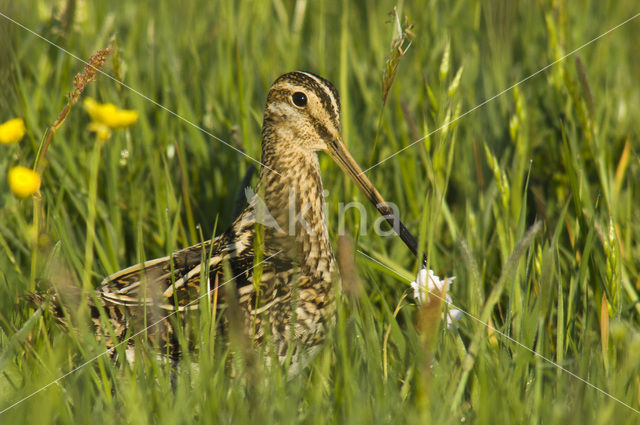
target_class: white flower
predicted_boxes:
[410,268,462,329]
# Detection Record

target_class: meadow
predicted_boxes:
[1,0,640,423]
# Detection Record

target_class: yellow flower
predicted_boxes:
[84,97,139,129]
[0,118,26,145]
[8,166,41,199]
[88,121,112,141]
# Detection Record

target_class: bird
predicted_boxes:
[45,71,422,371]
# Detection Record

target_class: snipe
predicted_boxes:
[58,71,422,369]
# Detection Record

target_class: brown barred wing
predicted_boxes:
[96,239,225,311]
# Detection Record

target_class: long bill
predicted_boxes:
[326,137,427,267]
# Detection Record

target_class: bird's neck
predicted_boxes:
[255,146,334,278]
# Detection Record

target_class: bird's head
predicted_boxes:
[263,71,342,153]
[262,71,424,263]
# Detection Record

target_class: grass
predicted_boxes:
[1,0,640,423]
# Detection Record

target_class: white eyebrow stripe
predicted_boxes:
[297,71,340,121]
[298,71,322,84]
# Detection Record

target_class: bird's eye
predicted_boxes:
[292,92,308,107]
